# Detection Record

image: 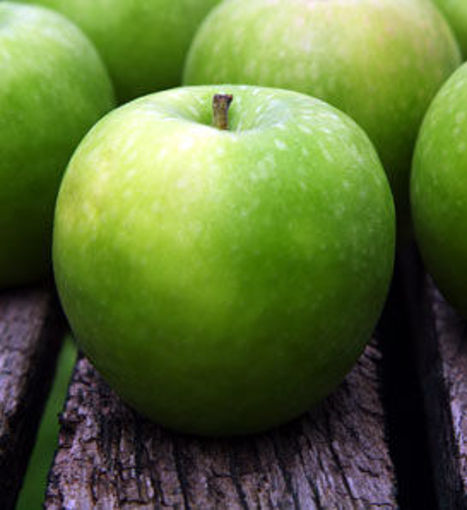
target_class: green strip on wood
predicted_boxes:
[15,336,77,510]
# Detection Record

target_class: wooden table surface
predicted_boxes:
[0,250,465,509]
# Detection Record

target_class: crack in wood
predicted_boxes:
[0,286,66,510]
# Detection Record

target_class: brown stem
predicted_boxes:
[212,94,233,130]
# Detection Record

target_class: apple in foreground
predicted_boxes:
[19,0,221,103]
[433,0,467,57]
[411,63,467,316]
[0,2,115,288]
[184,0,461,229]
[53,85,395,436]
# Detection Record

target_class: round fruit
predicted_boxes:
[184,0,461,227]
[433,0,467,57]
[20,0,221,102]
[412,63,467,316]
[0,2,115,287]
[53,85,395,436]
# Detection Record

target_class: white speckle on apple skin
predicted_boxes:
[318,144,333,162]
[179,137,195,151]
[456,111,466,123]
[158,147,169,161]
[274,139,287,150]
[187,105,199,116]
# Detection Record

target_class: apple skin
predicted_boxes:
[0,2,115,288]
[433,0,467,58]
[19,0,221,103]
[184,0,461,229]
[411,63,467,317]
[53,85,395,436]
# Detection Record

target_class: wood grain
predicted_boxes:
[402,251,467,510]
[0,286,67,510]
[45,336,397,509]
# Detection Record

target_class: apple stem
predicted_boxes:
[212,94,233,130]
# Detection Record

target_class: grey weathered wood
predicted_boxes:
[402,251,467,510]
[0,286,67,510]
[45,336,397,510]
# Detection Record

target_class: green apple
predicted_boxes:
[411,63,467,316]
[184,0,461,230]
[53,85,395,436]
[0,2,115,288]
[19,0,221,103]
[432,0,467,57]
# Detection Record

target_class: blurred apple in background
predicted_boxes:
[20,0,221,103]
[432,0,467,57]
[184,0,461,233]
[411,63,467,316]
[0,2,115,288]
[53,85,395,435]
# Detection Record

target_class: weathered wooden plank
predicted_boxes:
[45,334,397,510]
[402,250,467,510]
[0,286,67,510]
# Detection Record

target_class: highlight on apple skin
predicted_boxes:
[0,1,115,288]
[53,85,395,436]
[184,0,461,230]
